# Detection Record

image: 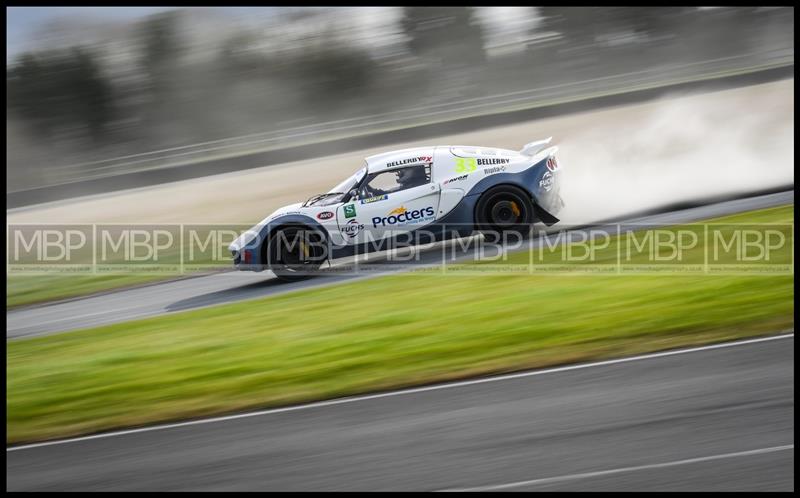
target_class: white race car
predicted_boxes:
[229,139,563,280]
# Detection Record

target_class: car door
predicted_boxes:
[336,165,440,245]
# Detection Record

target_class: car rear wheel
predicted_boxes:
[265,226,326,281]
[475,185,535,237]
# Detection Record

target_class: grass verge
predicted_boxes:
[7,205,794,444]
[7,274,178,309]
[6,222,250,309]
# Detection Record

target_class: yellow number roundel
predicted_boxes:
[455,158,477,173]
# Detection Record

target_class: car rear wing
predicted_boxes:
[519,137,553,157]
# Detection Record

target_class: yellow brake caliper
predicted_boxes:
[510,201,521,218]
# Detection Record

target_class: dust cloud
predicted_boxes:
[7,79,793,226]
[556,80,793,223]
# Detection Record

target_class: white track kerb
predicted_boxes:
[7,332,793,452]
[439,444,795,491]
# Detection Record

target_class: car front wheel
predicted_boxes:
[265,226,326,281]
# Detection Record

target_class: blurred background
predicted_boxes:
[6,8,795,491]
[6,6,794,194]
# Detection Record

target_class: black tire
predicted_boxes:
[474,185,536,237]
[264,225,327,282]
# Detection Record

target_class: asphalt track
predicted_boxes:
[6,189,794,340]
[6,334,794,491]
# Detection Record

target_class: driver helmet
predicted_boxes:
[396,166,426,188]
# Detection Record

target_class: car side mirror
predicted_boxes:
[348,189,358,199]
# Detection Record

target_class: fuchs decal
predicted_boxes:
[341,219,365,238]
[539,171,554,192]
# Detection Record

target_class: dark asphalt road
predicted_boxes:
[7,189,794,340]
[6,334,794,491]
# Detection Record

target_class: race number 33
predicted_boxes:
[455,158,477,173]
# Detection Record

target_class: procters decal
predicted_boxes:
[372,205,436,227]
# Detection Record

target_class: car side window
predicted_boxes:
[359,165,431,198]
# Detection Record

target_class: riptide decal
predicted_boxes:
[360,194,388,204]
[344,204,357,218]
[372,206,436,227]
[484,165,506,175]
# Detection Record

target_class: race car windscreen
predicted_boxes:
[308,166,367,201]
[304,166,367,206]
[330,166,366,195]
